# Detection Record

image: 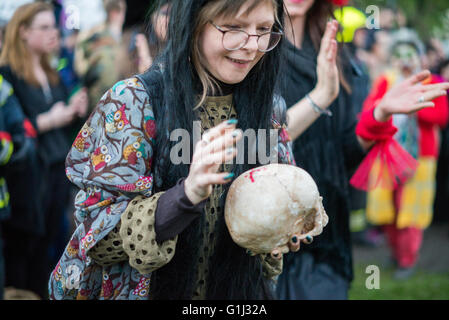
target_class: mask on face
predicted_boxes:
[392,43,421,75]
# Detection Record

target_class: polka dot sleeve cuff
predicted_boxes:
[119,193,178,275]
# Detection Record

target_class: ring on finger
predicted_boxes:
[418,95,425,103]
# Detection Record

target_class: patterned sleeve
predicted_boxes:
[64,77,163,262]
[271,95,296,165]
[87,192,178,275]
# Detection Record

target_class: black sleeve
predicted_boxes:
[155,178,207,243]
[341,52,368,172]
[341,93,366,172]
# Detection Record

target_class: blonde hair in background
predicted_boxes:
[0,2,59,87]
[191,0,280,108]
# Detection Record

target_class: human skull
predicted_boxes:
[224,164,328,255]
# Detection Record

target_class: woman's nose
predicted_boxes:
[243,35,259,52]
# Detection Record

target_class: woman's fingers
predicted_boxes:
[271,234,315,259]
[201,127,242,157]
[320,20,338,57]
[319,21,332,51]
[193,129,241,167]
[423,89,447,101]
[302,235,313,245]
[409,102,435,112]
[201,119,238,145]
[416,82,449,93]
[288,235,300,252]
[197,145,238,169]
[405,69,431,86]
[196,172,236,187]
[327,39,338,62]
[413,89,447,106]
[193,119,239,161]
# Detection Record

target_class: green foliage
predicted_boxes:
[349,263,449,300]
[350,0,449,39]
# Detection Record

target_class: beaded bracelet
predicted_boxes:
[306,93,333,117]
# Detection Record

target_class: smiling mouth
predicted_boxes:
[226,57,253,65]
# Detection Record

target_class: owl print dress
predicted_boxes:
[48,77,295,300]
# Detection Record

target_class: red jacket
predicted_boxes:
[362,73,449,158]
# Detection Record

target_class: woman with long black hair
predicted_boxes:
[49,0,311,300]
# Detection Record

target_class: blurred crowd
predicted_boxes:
[0,0,169,300]
[0,0,448,300]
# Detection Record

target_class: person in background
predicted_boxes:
[358,28,393,83]
[0,2,87,298]
[1,73,40,300]
[364,29,449,280]
[133,0,171,74]
[0,76,14,300]
[74,0,127,114]
[276,0,449,299]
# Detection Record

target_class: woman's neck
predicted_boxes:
[212,78,235,96]
[30,50,42,67]
[30,51,49,87]
[285,14,307,50]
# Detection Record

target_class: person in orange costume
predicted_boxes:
[362,29,449,280]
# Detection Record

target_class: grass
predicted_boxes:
[349,263,449,300]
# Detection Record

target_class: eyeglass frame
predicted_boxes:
[209,21,283,53]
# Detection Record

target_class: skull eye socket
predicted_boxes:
[101,145,108,154]
[145,182,151,189]
[136,151,142,158]
[133,142,140,149]
[136,180,143,187]
[104,155,112,163]
[114,110,122,121]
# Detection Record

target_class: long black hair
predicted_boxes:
[139,0,286,300]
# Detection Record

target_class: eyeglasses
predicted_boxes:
[209,21,283,53]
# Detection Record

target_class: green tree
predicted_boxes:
[351,0,449,40]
